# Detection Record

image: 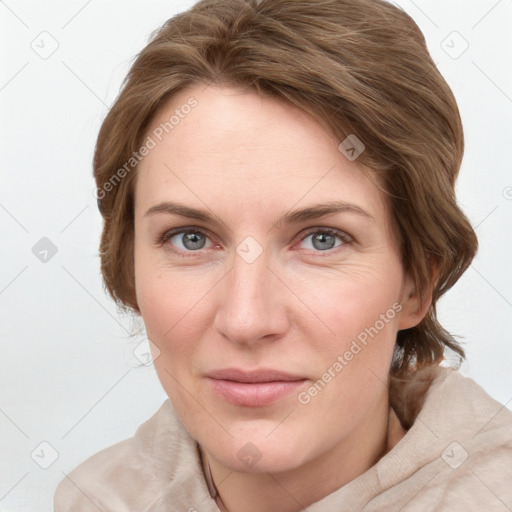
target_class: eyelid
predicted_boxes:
[298,227,352,244]
[158,226,212,244]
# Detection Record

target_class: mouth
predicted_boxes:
[205,368,308,407]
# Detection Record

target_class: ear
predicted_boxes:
[398,261,439,330]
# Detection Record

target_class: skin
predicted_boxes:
[133,84,429,512]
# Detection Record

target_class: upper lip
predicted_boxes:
[206,368,306,383]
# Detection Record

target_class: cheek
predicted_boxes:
[135,271,206,419]
[134,260,221,397]
[137,270,206,346]
[291,260,404,350]
[294,267,403,426]
[135,243,210,333]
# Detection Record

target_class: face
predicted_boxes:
[133,84,422,474]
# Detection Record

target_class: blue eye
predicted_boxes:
[299,229,349,251]
[162,229,213,253]
[158,227,351,257]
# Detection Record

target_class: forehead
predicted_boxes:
[135,84,387,226]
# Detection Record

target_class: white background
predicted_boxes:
[1,1,511,510]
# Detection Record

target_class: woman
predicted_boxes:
[54,0,512,510]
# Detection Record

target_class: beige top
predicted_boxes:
[54,368,512,511]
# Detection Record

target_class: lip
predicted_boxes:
[207,368,306,383]
[206,368,307,407]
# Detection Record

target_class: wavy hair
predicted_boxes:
[93,0,478,379]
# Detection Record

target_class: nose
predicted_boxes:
[213,249,290,347]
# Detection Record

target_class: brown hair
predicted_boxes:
[93,0,478,378]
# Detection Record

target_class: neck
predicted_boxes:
[202,391,403,512]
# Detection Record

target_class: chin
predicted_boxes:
[203,420,316,474]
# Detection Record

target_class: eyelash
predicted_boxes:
[157,227,353,258]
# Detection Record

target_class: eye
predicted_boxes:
[160,228,215,254]
[298,228,350,252]
[157,226,351,257]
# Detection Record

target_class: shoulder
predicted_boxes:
[53,400,204,512]
[387,368,512,510]
[421,367,512,442]
[429,369,512,508]
[391,365,512,437]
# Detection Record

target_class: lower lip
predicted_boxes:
[207,378,307,407]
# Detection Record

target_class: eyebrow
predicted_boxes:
[143,200,375,228]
